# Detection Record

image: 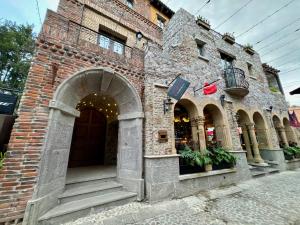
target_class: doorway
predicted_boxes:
[68,94,119,168]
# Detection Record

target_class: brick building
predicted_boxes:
[0,1,299,225]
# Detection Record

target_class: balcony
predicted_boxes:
[224,68,249,97]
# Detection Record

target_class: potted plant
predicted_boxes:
[244,43,255,55]
[196,16,211,30]
[222,32,235,45]
[210,147,237,170]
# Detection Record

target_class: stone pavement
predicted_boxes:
[64,169,300,225]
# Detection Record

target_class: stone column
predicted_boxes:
[195,116,207,152]
[191,119,200,151]
[278,126,289,147]
[241,125,254,162]
[247,123,264,163]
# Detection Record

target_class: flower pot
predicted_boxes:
[222,34,235,44]
[244,47,255,55]
[196,20,211,30]
[205,164,212,172]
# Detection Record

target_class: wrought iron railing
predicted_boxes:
[41,17,134,59]
[224,67,249,89]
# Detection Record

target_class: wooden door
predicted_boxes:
[68,109,107,167]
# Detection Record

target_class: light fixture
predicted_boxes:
[174,117,181,123]
[220,95,226,107]
[163,97,174,114]
[136,31,143,41]
[266,106,273,113]
[182,117,190,123]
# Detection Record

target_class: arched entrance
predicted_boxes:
[174,99,199,152]
[203,104,229,149]
[29,68,144,220]
[68,94,119,168]
[253,112,270,150]
[237,110,264,163]
[283,117,297,146]
[273,115,287,148]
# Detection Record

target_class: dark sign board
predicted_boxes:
[0,93,18,115]
[167,77,190,100]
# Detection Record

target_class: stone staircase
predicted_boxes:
[249,161,280,178]
[38,170,137,225]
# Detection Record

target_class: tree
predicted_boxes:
[0,20,35,92]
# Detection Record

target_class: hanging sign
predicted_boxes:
[203,82,217,95]
[168,77,190,100]
[0,93,18,115]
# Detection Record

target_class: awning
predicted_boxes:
[290,87,300,95]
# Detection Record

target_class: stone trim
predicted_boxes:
[179,168,237,181]
[260,149,283,151]
[144,154,180,159]
[285,158,300,163]
[118,112,144,120]
[49,100,80,117]
[228,150,247,153]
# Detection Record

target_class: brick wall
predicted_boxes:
[57,0,163,44]
[0,9,145,223]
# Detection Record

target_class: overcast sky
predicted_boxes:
[0,0,299,106]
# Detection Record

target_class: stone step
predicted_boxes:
[267,168,280,174]
[251,170,267,178]
[59,181,123,204]
[65,173,117,189]
[39,191,137,225]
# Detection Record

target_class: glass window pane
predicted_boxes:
[99,35,110,49]
[113,41,124,55]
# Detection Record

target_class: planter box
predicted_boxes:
[212,162,234,171]
[196,20,211,30]
[244,47,255,55]
[179,164,205,175]
[222,34,235,44]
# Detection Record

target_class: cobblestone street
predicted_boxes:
[64,169,300,225]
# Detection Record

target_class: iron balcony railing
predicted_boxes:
[224,67,249,89]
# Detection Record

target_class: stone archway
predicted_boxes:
[203,104,231,149]
[283,117,297,145]
[253,112,270,150]
[25,67,144,222]
[273,115,288,148]
[237,110,264,163]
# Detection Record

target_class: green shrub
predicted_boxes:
[179,145,212,167]
[211,147,237,167]
[269,86,279,93]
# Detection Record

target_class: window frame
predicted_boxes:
[157,14,166,29]
[98,30,126,55]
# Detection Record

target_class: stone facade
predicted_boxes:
[0,1,299,225]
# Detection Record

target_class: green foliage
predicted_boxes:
[269,86,279,93]
[223,32,235,39]
[284,146,300,159]
[244,43,253,49]
[179,145,212,167]
[196,16,210,25]
[211,147,237,167]
[0,20,35,92]
[0,152,6,169]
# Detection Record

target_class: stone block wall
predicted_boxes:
[0,10,145,223]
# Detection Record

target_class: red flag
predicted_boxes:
[203,82,217,95]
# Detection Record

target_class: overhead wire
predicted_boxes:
[277,56,300,67]
[266,49,299,63]
[236,0,296,38]
[280,66,300,74]
[255,17,300,45]
[214,0,254,29]
[260,36,300,56]
[257,28,300,51]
